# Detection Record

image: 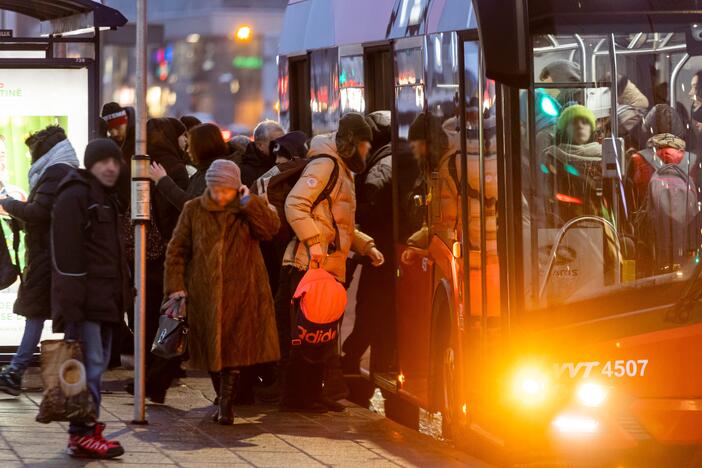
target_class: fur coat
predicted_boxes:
[164,191,281,372]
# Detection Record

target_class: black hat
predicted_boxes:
[337,112,372,144]
[365,110,392,149]
[84,138,123,170]
[408,112,427,141]
[270,131,309,161]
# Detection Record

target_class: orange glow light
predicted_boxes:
[398,373,406,385]
[221,130,232,141]
[235,25,252,42]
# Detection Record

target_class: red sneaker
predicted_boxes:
[67,423,124,459]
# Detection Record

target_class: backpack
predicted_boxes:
[252,155,339,247]
[635,148,699,272]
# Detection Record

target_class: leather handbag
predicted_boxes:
[151,297,188,359]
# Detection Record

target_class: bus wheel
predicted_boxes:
[381,389,419,430]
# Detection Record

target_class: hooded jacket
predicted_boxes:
[0,138,78,319]
[164,192,281,371]
[147,118,190,241]
[240,142,275,187]
[283,134,375,281]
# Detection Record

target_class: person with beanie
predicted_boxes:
[539,59,583,106]
[270,131,309,164]
[277,112,384,412]
[0,125,79,396]
[51,138,127,459]
[341,111,396,384]
[101,102,135,208]
[164,159,280,425]
[542,103,603,224]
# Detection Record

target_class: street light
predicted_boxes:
[235,25,252,42]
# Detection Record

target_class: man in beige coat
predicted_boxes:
[278,113,384,412]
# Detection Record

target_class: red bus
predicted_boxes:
[278,0,702,462]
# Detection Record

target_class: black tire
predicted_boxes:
[381,389,419,430]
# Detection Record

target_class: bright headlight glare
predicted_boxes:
[576,382,608,408]
[552,413,599,434]
[513,368,549,404]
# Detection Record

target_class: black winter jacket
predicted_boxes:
[155,160,215,212]
[356,144,393,255]
[1,163,75,319]
[51,170,129,326]
[239,142,275,187]
[148,140,189,241]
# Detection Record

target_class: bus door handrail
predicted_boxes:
[538,216,623,300]
[670,53,690,107]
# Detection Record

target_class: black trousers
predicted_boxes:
[274,266,306,362]
[282,342,335,407]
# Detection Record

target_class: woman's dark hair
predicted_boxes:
[188,123,227,166]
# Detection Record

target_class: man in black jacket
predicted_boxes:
[52,138,126,460]
[239,120,284,186]
[101,102,135,209]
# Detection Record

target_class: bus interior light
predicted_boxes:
[576,382,608,408]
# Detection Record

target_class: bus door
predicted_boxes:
[394,36,434,402]
[455,36,501,406]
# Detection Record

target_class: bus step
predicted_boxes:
[374,372,399,393]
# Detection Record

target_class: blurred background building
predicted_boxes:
[1,1,287,136]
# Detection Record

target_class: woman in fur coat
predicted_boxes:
[164,159,280,425]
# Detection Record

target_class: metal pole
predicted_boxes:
[132,0,149,425]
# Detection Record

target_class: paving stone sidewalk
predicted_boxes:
[0,369,489,467]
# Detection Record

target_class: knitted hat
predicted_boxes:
[337,112,372,144]
[557,104,597,136]
[540,60,581,83]
[642,104,685,139]
[408,112,427,141]
[205,159,242,190]
[101,102,128,130]
[84,138,123,170]
[365,110,392,149]
[270,131,309,161]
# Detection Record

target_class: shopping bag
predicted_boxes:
[36,339,96,424]
[151,296,188,359]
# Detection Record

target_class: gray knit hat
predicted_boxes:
[205,159,242,189]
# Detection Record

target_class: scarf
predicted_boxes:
[27,139,79,190]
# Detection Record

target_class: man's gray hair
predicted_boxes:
[253,120,284,142]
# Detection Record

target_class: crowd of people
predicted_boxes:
[0,101,395,460]
[531,60,702,292]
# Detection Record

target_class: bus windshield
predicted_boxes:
[521,31,702,323]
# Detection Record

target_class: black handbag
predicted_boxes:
[151,297,188,359]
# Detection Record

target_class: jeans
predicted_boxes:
[8,318,45,375]
[64,321,113,436]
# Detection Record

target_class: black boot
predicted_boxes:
[218,369,239,425]
[210,372,221,422]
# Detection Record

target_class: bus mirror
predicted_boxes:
[687,24,702,56]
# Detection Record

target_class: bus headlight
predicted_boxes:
[576,382,608,408]
[513,367,550,405]
[552,413,599,434]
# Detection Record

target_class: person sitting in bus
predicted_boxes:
[542,104,603,225]
[539,59,582,106]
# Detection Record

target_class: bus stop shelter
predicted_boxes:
[0,0,127,360]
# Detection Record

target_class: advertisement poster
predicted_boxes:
[0,68,89,347]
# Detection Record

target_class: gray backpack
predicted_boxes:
[637,149,698,271]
